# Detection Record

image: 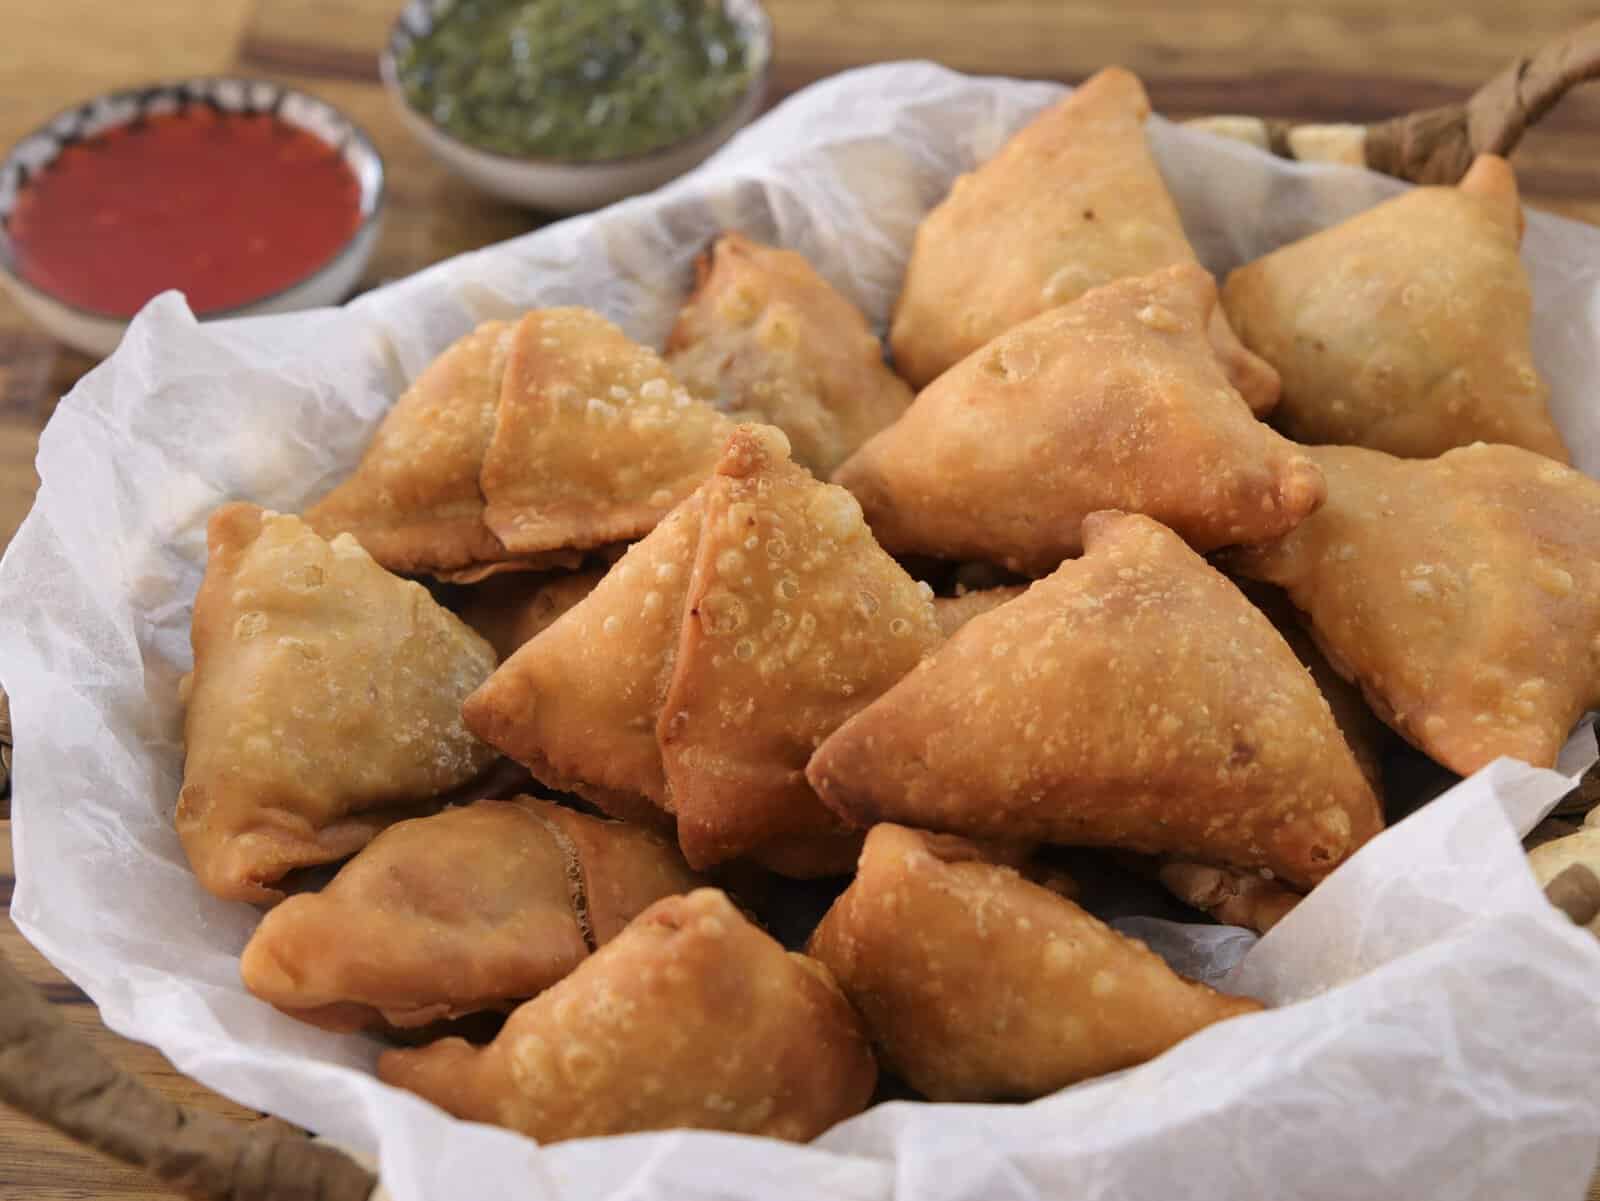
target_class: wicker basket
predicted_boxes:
[6,23,1600,1197]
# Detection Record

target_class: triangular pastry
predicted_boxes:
[1156,861,1302,935]
[889,66,1279,413]
[453,569,606,661]
[306,309,731,578]
[178,504,498,903]
[807,511,1383,889]
[239,796,702,1031]
[838,264,1324,575]
[304,320,517,578]
[378,889,876,1144]
[481,307,733,554]
[932,585,1027,637]
[658,425,943,870]
[807,825,1261,1101]
[1227,442,1600,774]
[666,232,913,476]
[462,494,705,815]
[465,426,942,875]
[1222,155,1568,461]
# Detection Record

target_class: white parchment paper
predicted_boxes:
[4,62,1600,1201]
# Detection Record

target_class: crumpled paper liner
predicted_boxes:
[3,62,1600,1201]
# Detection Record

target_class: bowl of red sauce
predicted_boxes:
[0,78,384,357]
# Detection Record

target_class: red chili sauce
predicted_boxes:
[9,107,363,317]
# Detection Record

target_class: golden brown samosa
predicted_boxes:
[462,495,705,820]
[240,797,702,1031]
[178,505,498,904]
[303,321,517,578]
[453,569,606,661]
[932,586,1028,637]
[808,825,1261,1101]
[466,425,943,875]
[808,512,1383,889]
[1156,862,1301,934]
[837,265,1324,575]
[1227,442,1600,775]
[379,888,876,1143]
[658,424,943,871]
[306,309,729,578]
[1222,155,1569,462]
[480,308,732,555]
[666,233,913,476]
[889,66,1278,412]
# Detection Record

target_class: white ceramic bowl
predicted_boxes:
[380,0,772,213]
[0,78,385,358]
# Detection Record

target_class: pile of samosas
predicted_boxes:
[174,67,1600,1145]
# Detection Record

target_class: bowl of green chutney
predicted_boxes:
[381,0,771,213]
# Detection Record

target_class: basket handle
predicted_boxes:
[1187,19,1600,184]
[0,948,377,1201]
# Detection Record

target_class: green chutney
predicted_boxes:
[398,0,756,161]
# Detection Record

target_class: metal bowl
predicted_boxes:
[0,77,385,358]
[380,0,772,214]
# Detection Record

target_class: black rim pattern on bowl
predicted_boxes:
[0,77,387,322]
[382,0,773,168]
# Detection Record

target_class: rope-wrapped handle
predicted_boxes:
[0,945,376,1201]
[1189,19,1600,184]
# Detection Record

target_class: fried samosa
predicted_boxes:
[658,424,942,871]
[379,888,876,1143]
[889,66,1278,412]
[303,321,519,579]
[306,309,730,578]
[462,494,705,819]
[481,308,733,555]
[932,585,1028,637]
[178,505,498,903]
[807,825,1261,1101]
[666,232,913,476]
[240,797,702,1031]
[837,264,1324,575]
[1227,442,1600,775]
[1156,861,1301,934]
[453,569,606,660]
[467,425,943,875]
[1222,155,1569,462]
[808,512,1383,889]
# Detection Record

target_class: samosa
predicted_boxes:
[306,309,732,578]
[240,797,702,1031]
[889,66,1278,412]
[1222,155,1568,461]
[667,232,913,476]
[932,585,1028,637]
[461,495,706,822]
[453,569,606,661]
[658,424,943,871]
[808,512,1383,889]
[1227,442,1600,775]
[465,425,943,875]
[379,889,876,1144]
[838,264,1323,575]
[178,504,498,903]
[481,308,733,554]
[302,321,521,580]
[808,825,1261,1101]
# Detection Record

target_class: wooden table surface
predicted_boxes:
[6,1,1600,1196]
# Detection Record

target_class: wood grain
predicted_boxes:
[6,0,1600,1196]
